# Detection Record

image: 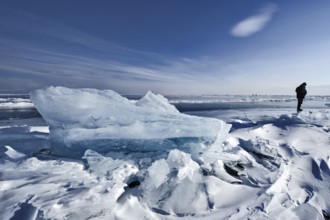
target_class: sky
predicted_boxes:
[1,0,330,95]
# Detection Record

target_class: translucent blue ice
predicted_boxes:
[30,87,231,158]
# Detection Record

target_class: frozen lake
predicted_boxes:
[1,94,329,124]
[1,90,330,219]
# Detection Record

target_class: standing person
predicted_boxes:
[295,82,307,112]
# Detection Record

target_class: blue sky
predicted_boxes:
[1,0,330,95]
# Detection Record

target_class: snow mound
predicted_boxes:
[0,150,137,220]
[30,87,231,158]
[297,110,330,126]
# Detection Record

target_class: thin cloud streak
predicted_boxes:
[2,31,328,95]
[0,9,236,93]
[1,32,309,95]
[0,35,240,94]
[3,5,328,95]
[1,37,217,86]
[0,8,166,65]
[230,4,278,37]
[0,44,176,82]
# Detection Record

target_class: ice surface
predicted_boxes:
[3,145,26,160]
[0,150,137,219]
[30,86,231,158]
[0,102,34,109]
[141,149,206,214]
[29,126,49,133]
[297,109,330,126]
[2,91,330,219]
[0,97,34,109]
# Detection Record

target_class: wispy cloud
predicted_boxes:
[2,6,315,95]
[230,4,278,37]
[1,28,296,95]
[0,8,241,94]
[0,34,244,94]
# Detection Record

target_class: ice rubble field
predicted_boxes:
[0,87,330,220]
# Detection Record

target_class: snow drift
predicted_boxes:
[30,87,231,158]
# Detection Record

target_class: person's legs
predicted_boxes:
[297,98,303,111]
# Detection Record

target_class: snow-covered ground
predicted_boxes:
[1,87,330,220]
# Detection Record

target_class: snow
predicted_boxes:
[3,145,26,160]
[0,102,34,109]
[0,97,34,109]
[1,89,330,220]
[30,86,230,159]
[29,126,49,133]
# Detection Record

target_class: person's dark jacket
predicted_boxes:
[296,84,307,99]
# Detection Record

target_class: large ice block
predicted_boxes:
[30,86,231,158]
